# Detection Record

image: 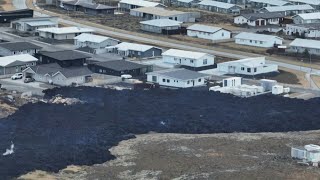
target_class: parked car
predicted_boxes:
[24,77,34,83]
[11,73,23,80]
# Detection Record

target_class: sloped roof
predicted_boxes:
[94,60,147,71]
[290,38,320,49]
[132,7,187,16]
[288,23,320,29]
[119,0,165,7]
[37,27,94,34]
[187,24,228,33]
[74,33,119,43]
[26,20,57,26]
[63,1,116,9]
[262,4,314,12]
[0,42,42,51]
[293,12,320,20]
[240,12,285,21]
[0,54,38,67]
[235,32,283,41]
[147,68,209,80]
[248,0,291,6]
[162,49,213,59]
[220,57,267,67]
[39,50,91,61]
[140,19,182,27]
[289,0,320,6]
[199,0,240,9]
[114,42,161,52]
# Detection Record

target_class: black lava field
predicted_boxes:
[1,87,320,179]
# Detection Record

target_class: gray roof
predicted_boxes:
[39,50,91,61]
[0,42,42,51]
[240,12,285,21]
[29,63,92,78]
[64,0,116,9]
[94,60,147,71]
[147,68,209,80]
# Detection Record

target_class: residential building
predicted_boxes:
[130,7,200,22]
[217,57,278,75]
[234,32,283,48]
[10,17,58,33]
[288,0,320,9]
[285,23,320,38]
[187,24,231,40]
[37,27,94,40]
[36,50,91,67]
[260,5,315,16]
[140,19,182,34]
[23,63,92,86]
[88,60,152,77]
[234,12,285,26]
[118,0,166,11]
[109,42,162,58]
[175,0,200,8]
[293,12,320,24]
[0,42,42,56]
[0,9,33,23]
[61,1,116,15]
[162,49,215,70]
[292,144,320,166]
[288,38,320,55]
[247,0,292,8]
[146,68,209,88]
[0,54,38,75]
[74,33,120,49]
[198,0,242,15]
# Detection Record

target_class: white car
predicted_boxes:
[11,73,23,80]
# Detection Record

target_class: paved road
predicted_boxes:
[0,79,45,95]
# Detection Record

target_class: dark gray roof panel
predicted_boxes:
[94,60,147,71]
[30,63,92,78]
[0,42,42,51]
[39,50,91,61]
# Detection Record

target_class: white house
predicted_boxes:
[146,68,209,88]
[118,0,166,11]
[10,17,58,33]
[37,27,94,40]
[234,12,285,26]
[0,54,38,75]
[217,57,279,75]
[260,5,315,16]
[288,38,320,55]
[293,12,320,24]
[140,19,182,34]
[292,144,320,166]
[74,33,120,49]
[162,49,215,68]
[130,7,200,23]
[285,23,320,38]
[234,32,283,48]
[187,24,231,41]
[198,0,242,14]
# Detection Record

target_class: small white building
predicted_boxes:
[288,38,320,55]
[162,49,215,68]
[292,144,320,166]
[234,12,285,26]
[118,0,166,11]
[109,42,163,58]
[37,27,94,40]
[146,68,209,88]
[293,12,320,24]
[285,23,320,38]
[10,17,58,33]
[140,19,182,34]
[198,0,242,14]
[260,5,315,16]
[74,33,120,49]
[217,57,278,75]
[234,32,283,48]
[187,24,231,41]
[130,7,200,23]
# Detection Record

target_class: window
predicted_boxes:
[187,80,190,84]
[190,60,194,63]
[249,40,252,43]
[247,68,251,73]
[203,59,207,65]
[222,32,224,37]
[167,79,170,83]
[260,41,263,44]
[99,69,102,73]
[198,79,202,82]
[162,79,166,82]
[152,76,157,82]
[241,67,244,71]
[254,68,257,72]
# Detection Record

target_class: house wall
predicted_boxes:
[0,47,39,56]
[198,4,241,14]
[147,74,206,88]
[75,39,119,48]
[163,54,214,67]
[52,73,86,86]
[130,10,199,22]
[90,64,151,77]
[141,24,180,33]
[287,46,320,55]
[293,16,320,24]
[285,24,320,38]
[235,37,282,48]
[291,147,307,159]
[187,29,231,40]
[39,31,85,40]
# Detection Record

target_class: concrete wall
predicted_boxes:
[235,37,282,48]
[147,74,206,88]
[163,54,214,67]
[187,29,231,40]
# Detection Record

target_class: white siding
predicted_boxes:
[163,54,214,67]
[187,29,231,40]
[235,37,282,47]
[147,74,206,88]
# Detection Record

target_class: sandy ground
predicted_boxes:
[19,131,320,180]
[0,0,15,11]
[311,75,320,89]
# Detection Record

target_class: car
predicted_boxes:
[11,73,23,80]
[24,77,35,83]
